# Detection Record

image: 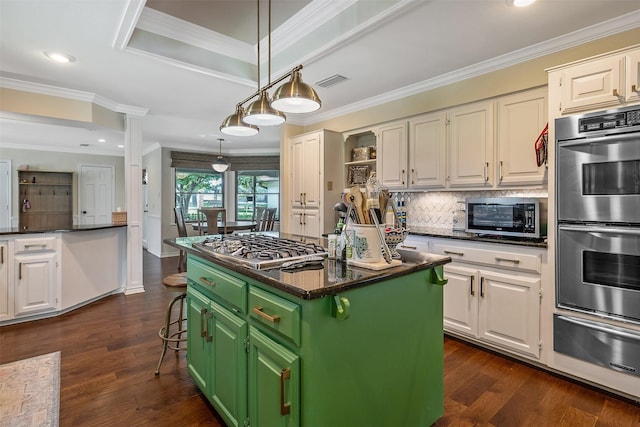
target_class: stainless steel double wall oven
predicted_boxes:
[554,104,640,377]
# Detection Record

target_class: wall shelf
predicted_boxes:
[18,171,73,231]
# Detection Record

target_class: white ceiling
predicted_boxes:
[1,0,640,157]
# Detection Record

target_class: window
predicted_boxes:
[236,170,279,220]
[175,168,223,221]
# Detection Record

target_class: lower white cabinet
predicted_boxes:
[0,241,8,320]
[290,208,320,238]
[14,251,57,316]
[431,238,543,360]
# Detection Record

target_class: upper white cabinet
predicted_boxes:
[551,45,640,114]
[497,87,548,186]
[448,100,495,188]
[408,112,447,189]
[377,121,408,189]
[287,129,343,238]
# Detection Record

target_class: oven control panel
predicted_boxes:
[579,108,640,132]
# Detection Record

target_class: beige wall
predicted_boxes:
[0,147,125,225]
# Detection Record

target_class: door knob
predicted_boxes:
[82,210,87,214]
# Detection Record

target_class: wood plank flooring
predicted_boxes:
[1,251,638,426]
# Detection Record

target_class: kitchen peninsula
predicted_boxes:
[0,224,127,325]
[165,233,450,427]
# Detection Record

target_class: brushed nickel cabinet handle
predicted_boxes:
[200,308,207,338]
[480,277,485,298]
[484,162,489,182]
[253,306,280,323]
[280,368,291,415]
[470,276,475,296]
[205,312,213,342]
[199,277,215,286]
[632,84,638,93]
[444,250,464,256]
[499,161,503,181]
[0,246,3,264]
[19,262,22,280]
[402,169,405,185]
[411,168,415,185]
[495,256,520,264]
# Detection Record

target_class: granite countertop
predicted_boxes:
[0,224,127,236]
[408,225,548,248]
[164,233,451,300]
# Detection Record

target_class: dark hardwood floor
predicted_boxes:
[1,251,638,426]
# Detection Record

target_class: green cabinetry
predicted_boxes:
[186,254,445,427]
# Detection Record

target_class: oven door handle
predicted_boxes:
[559,131,639,148]
[556,315,640,341]
[558,224,640,236]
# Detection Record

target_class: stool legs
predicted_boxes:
[155,292,187,375]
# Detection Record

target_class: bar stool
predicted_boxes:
[155,272,188,375]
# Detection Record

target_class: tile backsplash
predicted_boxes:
[400,190,549,230]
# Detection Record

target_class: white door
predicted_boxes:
[0,160,11,228]
[79,165,114,225]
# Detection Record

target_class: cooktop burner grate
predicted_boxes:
[192,234,327,270]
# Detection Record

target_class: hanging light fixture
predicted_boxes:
[212,138,230,172]
[271,68,321,113]
[219,0,322,135]
[220,105,259,136]
[243,0,285,126]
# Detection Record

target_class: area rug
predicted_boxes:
[0,351,60,427]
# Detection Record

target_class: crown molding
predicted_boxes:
[113,0,146,50]
[307,9,640,125]
[0,141,124,157]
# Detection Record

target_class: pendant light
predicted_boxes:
[271,68,321,113]
[242,0,286,126]
[212,138,230,172]
[220,105,259,136]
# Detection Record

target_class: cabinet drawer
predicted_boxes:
[15,236,56,252]
[249,286,301,346]
[187,258,247,313]
[432,243,541,274]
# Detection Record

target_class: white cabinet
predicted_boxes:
[287,129,342,238]
[448,100,495,188]
[377,121,408,189]
[497,88,548,186]
[408,112,447,189]
[0,241,8,321]
[552,45,640,114]
[431,238,543,360]
[13,236,59,317]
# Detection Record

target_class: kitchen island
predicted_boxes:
[165,233,450,427]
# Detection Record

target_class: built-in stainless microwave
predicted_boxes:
[466,197,547,239]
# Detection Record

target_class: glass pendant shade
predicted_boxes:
[271,70,321,113]
[220,106,259,136]
[242,90,286,126]
[212,156,229,172]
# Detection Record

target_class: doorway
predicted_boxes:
[78,164,115,225]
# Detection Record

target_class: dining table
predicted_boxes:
[192,220,257,234]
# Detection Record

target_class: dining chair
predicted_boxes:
[174,207,188,272]
[198,207,227,235]
[255,207,277,231]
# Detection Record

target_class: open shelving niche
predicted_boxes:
[18,170,73,231]
[343,130,377,191]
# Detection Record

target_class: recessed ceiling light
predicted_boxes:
[43,51,75,63]
[509,0,536,6]
[98,138,106,143]
[118,145,124,148]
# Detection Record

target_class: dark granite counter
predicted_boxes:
[0,224,127,236]
[164,233,451,300]
[408,225,548,248]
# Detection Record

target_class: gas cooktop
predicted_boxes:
[191,234,328,270]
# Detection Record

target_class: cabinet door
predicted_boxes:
[0,242,9,320]
[301,133,321,209]
[443,264,478,338]
[248,326,300,427]
[186,288,211,393]
[409,112,446,189]
[477,270,541,358]
[301,209,320,239]
[497,88,548,186]
[210,301,248,427]
[448,101,494,187]
[290,210,304,236]
[14,252,57,316]
[377,122,408,189]
[626,50,640,103]
[290,137,304,208]
[560,54,625,114]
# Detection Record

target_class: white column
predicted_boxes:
[124,116,144,294]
